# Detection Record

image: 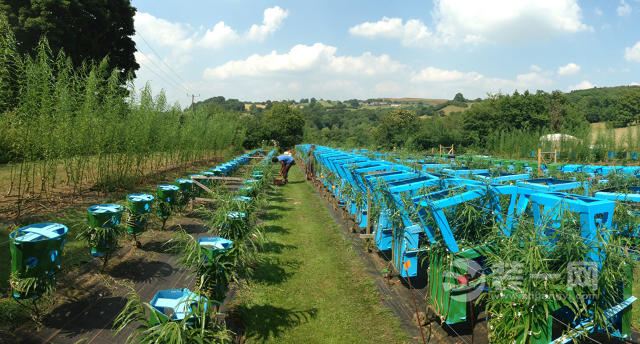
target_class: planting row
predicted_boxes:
[298,144,638,343]
[7,149,277,342]
[0,24,245,201]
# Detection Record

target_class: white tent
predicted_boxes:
[539,133,579,142]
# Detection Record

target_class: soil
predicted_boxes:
[1,159,255,344]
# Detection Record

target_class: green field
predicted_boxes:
[231,167,409,343]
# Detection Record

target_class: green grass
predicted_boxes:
[0,230,9,291]
[232,167,410,343]
[634,264,640,329]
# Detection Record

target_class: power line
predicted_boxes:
[137,59,186,96]
[136,33,194,94]
[137,51,191,95]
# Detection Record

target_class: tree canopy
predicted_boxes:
[0,0,139,78]
[242,103,305,149]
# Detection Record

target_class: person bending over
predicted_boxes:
[272,154,295,184]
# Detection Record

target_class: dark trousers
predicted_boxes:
[281,162,293,182]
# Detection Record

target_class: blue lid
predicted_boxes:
[11,222,68,243]
[150,288,207,321]
[227,211,246,219]
[88,203,124,215]
[158,184,180,191]
[198,237,233,250]
[128,193,154,202]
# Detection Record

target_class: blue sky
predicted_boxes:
[131,0,640,106]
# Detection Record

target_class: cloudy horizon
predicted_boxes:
[132,0,640,106]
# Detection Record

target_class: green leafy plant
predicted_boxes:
[113,288,232,344]
[9,273,55,329]
[76,224,124,270]
[480,209,633,343]
[167,229,237,303]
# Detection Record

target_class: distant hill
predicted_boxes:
[381,97,448,105]
[565,85,640,126]
[193,96,245,112]
[566,85,639,99]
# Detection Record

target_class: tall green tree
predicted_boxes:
[0,0,139,78]
[0,14,21,113]
[376,109,418,149]
[263,103,305,149]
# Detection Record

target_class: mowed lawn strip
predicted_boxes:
[233,167,410,343]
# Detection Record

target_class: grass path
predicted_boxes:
[232,167,410,343]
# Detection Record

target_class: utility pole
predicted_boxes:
[189,94,200,114]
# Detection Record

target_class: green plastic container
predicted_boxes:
[157,184,179,223]
[176,178,195,204]
[157,184,179,204]
[9,222,68,299]
[87,204,124,228]
[126,193,154,235]
[87,204,124,257]
[9,222,68,279]
[127,193,154,214]
[198,237,233,263]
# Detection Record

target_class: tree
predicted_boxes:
[243,103,305,149]
[453,92,466,102]
[0,15,21,114]
[376,109,418,149]
[263,103,305,149]
[0,0,139,78]
[346,99,360,108]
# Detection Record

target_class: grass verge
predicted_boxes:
[230,167,410,343]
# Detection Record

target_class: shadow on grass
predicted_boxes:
[44,296,127,335]
[258,212,283,221]
[263,225,289,235]
[264,204,291,212]
[108,258,174,282]
[0,232,9,292]
[260,241,297,254]
[267,196,287,203]
[236,304,318,342]
[251,257,300,285]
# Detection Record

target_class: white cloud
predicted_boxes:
[203,43,405,79]
[411,67,482,82]
[568,80,595,91]
[630,82,640,86]
[530,65,542,72]
[134,12,196,52]
[557,62,581,76]
[349,0,591,47]
[349,17,433,47]
[247,6,289,41]
[329,53,405,76]
[199,22,239,48]
[200,42,564,101]
[516,71,554,86]
[617,0,632,16]
[594,8,603,16]
[135,7,288,52]
[625,41,640,62]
